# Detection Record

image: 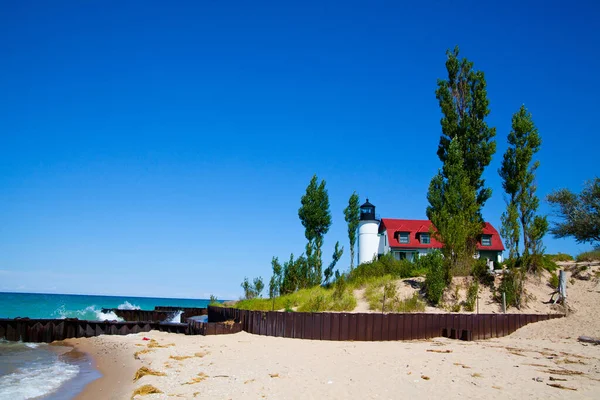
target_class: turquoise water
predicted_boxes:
[0,292,211,320]
[0,292,211,399]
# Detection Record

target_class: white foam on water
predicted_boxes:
[0,360,79,400]
[52,304,124,321]
[95,309,124,322]
[23,343,38,349]
[117,301,141,310]
[167,310,183,323]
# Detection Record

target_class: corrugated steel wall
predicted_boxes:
[208,306,563,341]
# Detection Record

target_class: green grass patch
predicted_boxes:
[576,249,600,262]
[548,272,559,289]
[547,253,574,262]
[464,280,478,312]
[363,275,425,312]
[347,253,427,287]
[233,285,356,312]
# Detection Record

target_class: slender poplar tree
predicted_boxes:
[427,46,495,276]
[298,174,332,286]
[343,192,360,270]
[435,46,496,216]
[499,105,547,267]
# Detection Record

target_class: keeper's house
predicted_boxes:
[358,199,505,266]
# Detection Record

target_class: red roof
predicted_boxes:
[379,219,505,251]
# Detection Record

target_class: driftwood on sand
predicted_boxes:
[577,336,600,345]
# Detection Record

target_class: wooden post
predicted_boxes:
[502,292,506,313]
[559,270,568,315]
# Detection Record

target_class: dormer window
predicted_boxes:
[481,235,492,246]
[398,232,410,244]
[420,233,430,244]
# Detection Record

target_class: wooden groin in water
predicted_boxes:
[0,306,239,343]
[208,306,564,341]
[0,318,187,343]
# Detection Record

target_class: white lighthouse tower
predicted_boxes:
[358,199,380,265]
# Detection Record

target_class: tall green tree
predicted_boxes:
[343,192,360,270]
[499,105,547,264]
[547,178,600,247]
[435,46,496,215]
[427,138,482,278]
[298,175,332,286]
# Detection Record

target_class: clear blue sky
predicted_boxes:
[1,1,598,299]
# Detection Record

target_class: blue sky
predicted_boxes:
[1,1,598,299]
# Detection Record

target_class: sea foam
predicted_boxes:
[117,301,141,310]
[167,310,183,323]
[0,360,79,400]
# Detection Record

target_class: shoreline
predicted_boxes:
[61,336,140,400]
[62,326,600,400]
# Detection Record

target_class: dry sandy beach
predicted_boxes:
[67,267,600,400]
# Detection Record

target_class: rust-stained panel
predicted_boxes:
[331,313,340,341]
[321,313,331,340]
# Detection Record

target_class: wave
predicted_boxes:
[117,301,141,310]
[51,305,123,322]
[0,360,79,399]
[167,310,183,323]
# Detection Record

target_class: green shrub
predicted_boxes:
[424,252,447,306]
[348,253,423,286]
[576,249,600,262]
[364,276,425,312]
[450,303,461,312]
[464,280,478,312]
[497,268,525,309]
[472,258,495,287]
[547,253,574,262]
[396,293,426,313]
[548,272,559,289]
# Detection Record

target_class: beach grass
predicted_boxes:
[364,275,426,312]
[576,249,600,262]
[234,285,356,312]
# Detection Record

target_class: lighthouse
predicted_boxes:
[358,199,380,265]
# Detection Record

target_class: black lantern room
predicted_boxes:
[359,199,376,221]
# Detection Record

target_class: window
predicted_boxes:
[420,233,430,244]
[394,251,407,260]
[399,232,409,244]
[481,235,492,246]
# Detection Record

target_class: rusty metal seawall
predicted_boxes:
[207,306,563,341]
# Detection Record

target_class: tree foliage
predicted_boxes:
[323,241,344,285]
[435,46,496,214]
[269,257,283,299]
[499,105,547,268]
[427,138,482,277]
[298,174,332,285]
[343,192,360,270]
[547,178,600,246]
[240,276,264,300]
